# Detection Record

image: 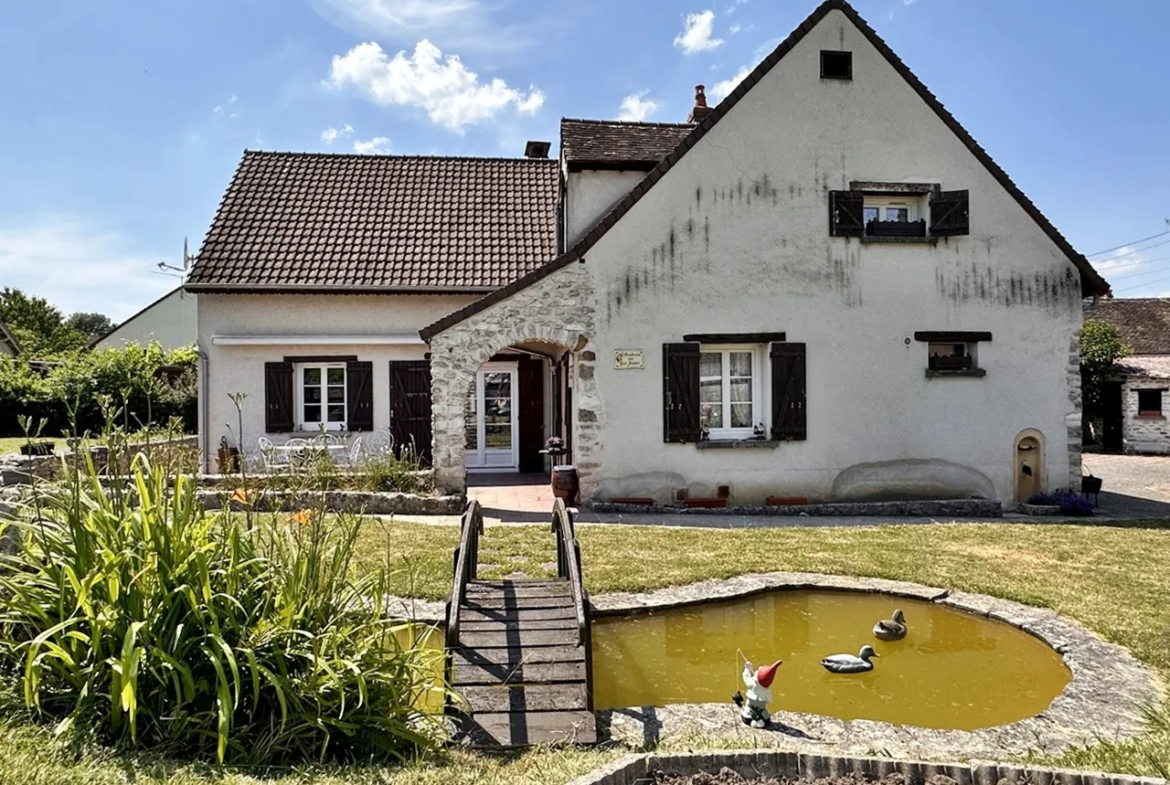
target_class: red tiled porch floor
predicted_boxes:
[467,473,564,522]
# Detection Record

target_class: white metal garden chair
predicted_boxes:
[339,436,364,467]
[256,436,287,472]
[365,430,394,457]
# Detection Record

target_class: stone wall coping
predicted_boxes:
[587,572,1162,762]
[565,750,1168,785]
[196,488,464,516]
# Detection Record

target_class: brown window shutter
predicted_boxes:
[389,360,433,465]
[770,343,806,441]
[264,362,294,433]
[346,361,374,432]
[829,190,864,237]
[663,343,701,443]
[930,190,970,236]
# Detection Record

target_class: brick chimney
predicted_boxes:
[687,85,712,123]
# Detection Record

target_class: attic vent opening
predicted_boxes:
[524,140,551,159]
[820,50,853,81]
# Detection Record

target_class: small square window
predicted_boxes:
[1138,389,1163,417]
[863,195,925,237]
[821,50,853,81]
[928,343,974,371]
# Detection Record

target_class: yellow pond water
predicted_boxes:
[591,591,1071,731]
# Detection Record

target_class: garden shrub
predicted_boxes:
[0,450,446,764]
[0,343,197,438]
[1057,492,1094,516]
[1027,492,1060,506]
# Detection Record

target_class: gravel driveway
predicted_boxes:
[1082,453,1170,518]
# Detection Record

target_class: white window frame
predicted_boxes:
[862,195,921,232]
[296,362,348,431]
[699,344,763,440]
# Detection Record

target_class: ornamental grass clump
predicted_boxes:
[0,449,446,765]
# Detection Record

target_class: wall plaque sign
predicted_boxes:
[614,349,644,370]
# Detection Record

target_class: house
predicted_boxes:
[94,286,197,351]
[0,319,20,358]
[187,0,1110,506]
[1083,298,1170,454]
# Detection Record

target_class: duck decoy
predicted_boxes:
[873,609,906,641]
[821,645,879,674]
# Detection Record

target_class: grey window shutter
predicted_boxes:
[663,343,701,443]
[346,361,374,431]
[829,191,865,237]
[930,190,970,236]
[264,362,294,433]
[770,343,806,441]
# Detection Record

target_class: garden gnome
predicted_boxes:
[732,659,781,728]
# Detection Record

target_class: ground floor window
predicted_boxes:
[298,363,347,430]
[699,346,761,439]
[1137,389,1164,417]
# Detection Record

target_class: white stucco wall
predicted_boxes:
[198,293,479,469]
[438,8,1084,505]
[97,288,198,352]
[1123,374,1170,454]
[565,170,646,249]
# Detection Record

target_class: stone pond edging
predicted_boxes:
[587,572,1162,761]
[566,750,1167,785]
[196,489,464,515]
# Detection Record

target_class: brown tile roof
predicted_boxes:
[186,151,560,293]
[1084,298,1170,355]
[560,119,695,170]
[422,0,1110,340]
[1120,355,1170,378]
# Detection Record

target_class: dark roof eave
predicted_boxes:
[565,160,660,172]
[422,0,1109,341]
[184,283,498,295]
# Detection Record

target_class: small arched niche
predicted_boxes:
[1013,429,1045,503]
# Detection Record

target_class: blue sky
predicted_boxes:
[0,0,1167,321]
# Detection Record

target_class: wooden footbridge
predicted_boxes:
[445,498,596,747]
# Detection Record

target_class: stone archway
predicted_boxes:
[427,265,599,496]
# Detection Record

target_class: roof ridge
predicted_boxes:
[241,149,558,165]
[560,118,695,129]
[421,0,1108,341]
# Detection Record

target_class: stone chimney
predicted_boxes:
[687,85,713,123]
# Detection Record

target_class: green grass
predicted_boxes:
[0,436,36,454]
[8,517,1170,781]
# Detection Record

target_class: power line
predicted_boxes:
[1088,226,1170,258]
[1116,272,1170,294]
[1091,237,1170,263]
[1107,259,1170,282]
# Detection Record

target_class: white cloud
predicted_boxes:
[674,10,723,55]
[352,136,393,154]
[617,91,660,123]
[327,40,545,130]
[0,216,172,322]
[321,123,355,143]
[729,23,741,34]
[312,0,535,54]
[212,95,239,119]
[710,63,753,101]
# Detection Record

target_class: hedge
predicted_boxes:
[0,343,197,438]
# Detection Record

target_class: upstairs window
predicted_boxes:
[830,186,970,239]
[1138,389,1164,417]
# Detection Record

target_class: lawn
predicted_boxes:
[5,517,1170,782]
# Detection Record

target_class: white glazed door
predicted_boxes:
[464,364,519,471]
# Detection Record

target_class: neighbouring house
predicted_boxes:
[1083,298,1170,454]
[0,319,20,358]
[94,286,198,351]
[187,0,1110,506]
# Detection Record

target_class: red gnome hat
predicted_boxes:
[755,660,782,688]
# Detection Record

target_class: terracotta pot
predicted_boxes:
[551,465,579,505]
[217,447,240,474]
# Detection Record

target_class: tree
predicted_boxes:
[66,312,115,339]
[1079,318,1130,415]
[0,288,88,357]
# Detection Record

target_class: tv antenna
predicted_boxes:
[154,237,193,278]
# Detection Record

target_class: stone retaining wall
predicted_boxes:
[569,751,1165,785]
[196,489,464,515]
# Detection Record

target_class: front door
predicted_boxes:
[465,364,519,471]
[1102,381,1124,454]
[389,360,433,464]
